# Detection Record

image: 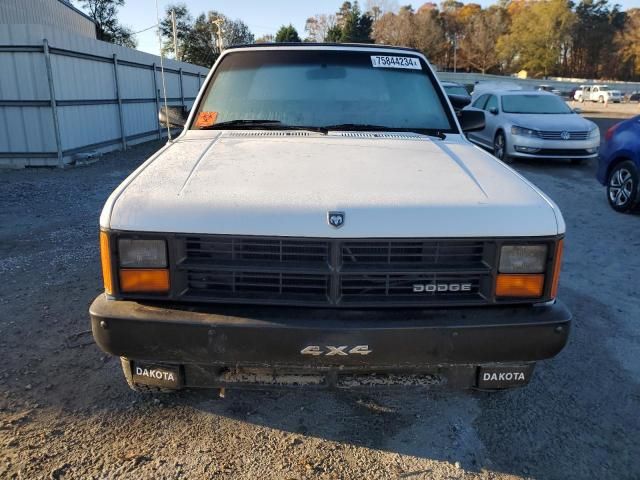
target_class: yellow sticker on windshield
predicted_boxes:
[195,111,218,128]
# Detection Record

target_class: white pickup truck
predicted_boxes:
[90,44,570,393]
[574,85,622,103]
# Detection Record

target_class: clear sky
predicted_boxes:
[114,0,639,56]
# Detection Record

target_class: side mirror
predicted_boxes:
[159,106,188,128]
[573,107,582,114]
[489,107,499,115]
[460,110,485,132]
[448,94,471,111]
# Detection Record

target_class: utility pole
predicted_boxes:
[453,34,458,73]
[211,17,225,53]
[171,9,179,61]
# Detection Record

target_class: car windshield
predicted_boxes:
[192,50,456,133]
[443,85,468,96]
[502,94,572,114]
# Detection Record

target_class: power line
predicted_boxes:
[132,24,157,35]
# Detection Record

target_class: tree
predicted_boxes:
[569,0,626,79]
[459,6,507,73]
[326,1,374,43]
[275,24,302,42]
[305,14,336,42]
[615,8,640,80]
[159,3,192,59]
[255,34,275,43]
[497,0,575,77]
[75,0,136,47]
[161,10,254,67]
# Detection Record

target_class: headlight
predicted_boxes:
[118,239,167,268]
[511,126,539,138]
[496,244,549,299]
[499,245,548,273]
[588,127,600,139]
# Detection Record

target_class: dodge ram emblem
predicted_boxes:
[327,211,345,228]
[560,131,571,140]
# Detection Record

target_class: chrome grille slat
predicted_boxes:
[538,130,589,140]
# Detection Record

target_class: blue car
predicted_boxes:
[597,115,640,212]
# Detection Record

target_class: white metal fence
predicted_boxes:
[0,25,209,168]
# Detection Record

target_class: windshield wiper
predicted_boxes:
[199,119,327,134]
[322,123,447,139]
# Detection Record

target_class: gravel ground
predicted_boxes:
[1,117,639,480]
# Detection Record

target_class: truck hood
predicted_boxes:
[102,131,563,237]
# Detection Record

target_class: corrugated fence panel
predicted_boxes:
[182,74,201,99]
[122,102,158,137]
[0,51,50,101]
[159,70,181,99]
[51,54,116,101]
[0,24,209,167]
[0,106,56,152]
[118,64,154,100]
[57,104,120,151]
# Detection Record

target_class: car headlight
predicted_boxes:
[116,238,170,293]
[499,245,547,273]
[496,244,548,298]
[588,127,600,139]
[118,239,167,267]
[511,126,539,138]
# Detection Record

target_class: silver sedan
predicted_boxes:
[464,90,600,165]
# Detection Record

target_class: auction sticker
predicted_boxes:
[371,55,421,70]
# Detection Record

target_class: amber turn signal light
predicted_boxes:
[119,269,170,293]
[550,239,564,299]
[100,231,113,295]
[496,274,544,298]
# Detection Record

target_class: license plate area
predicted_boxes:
[477,364,535,389]
[131,362,181,389]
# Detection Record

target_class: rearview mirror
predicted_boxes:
[489,107,499,115]
[159,106,188,128]
[448,94,471,111]
[460,110,485,132]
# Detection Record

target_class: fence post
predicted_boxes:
[43,39,63,168]
[113,54,126,150]
[179,67,185,109]
[152,63,161,139]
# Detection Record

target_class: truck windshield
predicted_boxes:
[502,94,572,114]
[192,49,456,133]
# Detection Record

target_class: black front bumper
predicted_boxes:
[90,295,571,389]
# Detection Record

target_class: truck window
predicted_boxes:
[192,50,457,133]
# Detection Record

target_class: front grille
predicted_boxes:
[340,273,486,305]
[176,236,493,307]
[341,240,486,270]
[538,131,589,140]
[184,236,329,266]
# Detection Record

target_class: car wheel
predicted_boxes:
[493,132,512,163]
[599,96,605,103]
[578,96,584,103]
[607,161,640,213]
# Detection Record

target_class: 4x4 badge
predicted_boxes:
[327,211,345,228]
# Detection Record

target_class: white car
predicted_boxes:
[90,44,570,393]
[574,85,622,103]
[465,89,599,164]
